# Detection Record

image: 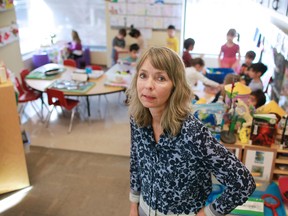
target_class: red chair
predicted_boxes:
[63,59,77,67]
[45,88,79,133]
[20,69,37,92]
[15,77,42,120]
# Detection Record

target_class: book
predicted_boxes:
[229,197,264,216]
[250,114,277,146]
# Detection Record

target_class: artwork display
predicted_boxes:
[243,146,276,182]
[0,24,19,47]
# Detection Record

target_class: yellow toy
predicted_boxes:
[239,127,251,144]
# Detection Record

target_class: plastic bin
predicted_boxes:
[206,68,234,84]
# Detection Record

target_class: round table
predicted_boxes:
[25,64,126,116]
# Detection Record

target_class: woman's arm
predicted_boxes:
[129,118,141,204]
[129,202,139,216]
[196,123,256,215]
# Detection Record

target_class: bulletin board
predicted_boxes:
[108,0,182,30]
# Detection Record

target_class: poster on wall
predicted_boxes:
[0,24,19,47]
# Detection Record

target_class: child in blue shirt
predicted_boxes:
[119,43,140,67]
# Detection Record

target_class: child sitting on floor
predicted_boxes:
[248,62,267,91]
[248,89,266,110]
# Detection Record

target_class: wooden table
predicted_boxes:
[25,64,126,117]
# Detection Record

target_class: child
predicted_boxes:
[129,26,145,54]
[182,38,195,67]
[218,28,240,71]
[248,89,266,109]
[248,62,268,91]
[211,73,241,103]
[239,51,256,85]
[118,43,139,67]
[111,28,127,66]
[186,58,220,89]
[166,25,179,53]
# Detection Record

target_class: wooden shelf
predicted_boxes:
[275,158,288,164]
[273,169,288,175]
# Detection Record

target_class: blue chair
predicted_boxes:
[32,53,50,68]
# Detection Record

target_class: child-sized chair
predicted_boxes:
[63,59,77,67]
[32,53,50,68]
[15,77,42,120]
[45,88,79,133]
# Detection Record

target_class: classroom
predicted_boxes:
[1,0,288,215]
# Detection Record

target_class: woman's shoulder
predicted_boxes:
[182,114,204,130]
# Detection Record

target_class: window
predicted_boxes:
[14,0,106,54]
[184,0,265,58]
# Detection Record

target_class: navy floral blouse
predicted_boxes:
[130,114,256,215]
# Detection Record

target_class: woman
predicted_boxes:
[127,47,255,216]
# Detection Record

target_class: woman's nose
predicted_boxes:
[144,77,154,89]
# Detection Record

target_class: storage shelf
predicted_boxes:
[275,158,288,164]
[273,169,288,175]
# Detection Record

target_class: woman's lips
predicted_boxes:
[143,94,156,100]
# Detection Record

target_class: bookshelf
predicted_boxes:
[222,141,288,181]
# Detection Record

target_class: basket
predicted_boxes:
[206,68,234,84]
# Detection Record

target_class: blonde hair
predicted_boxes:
[127,47,192,136]
[72,30,81,44]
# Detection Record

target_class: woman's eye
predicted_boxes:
[139,73,145,79]
[158,76,166,81]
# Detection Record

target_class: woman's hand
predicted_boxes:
[129,202,139,216]
[196,207,206,216]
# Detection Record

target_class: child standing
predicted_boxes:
[182,38,195,67]
[118,43,140,67]
[129,26,146,55]
[218,28,240,71]
[166,25,179,53]
[248,62,268,91]
[111,28,127,66]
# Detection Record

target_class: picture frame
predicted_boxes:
[225,144,242,160]
[243,146,277,182]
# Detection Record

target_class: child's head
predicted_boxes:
[226,28,239,42]
[184,38,195,51]
[240,63,248,74]
[223,74,241,85]
[245,51,256,66]
[248,62,268,79]
[248,89,266,108]
[129,43,140,59]
[191,58,204,72]
[129,27,141,38]
[167,25,176,38]
[118,28,127,39]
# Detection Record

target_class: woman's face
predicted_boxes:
[137,59,173,112]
